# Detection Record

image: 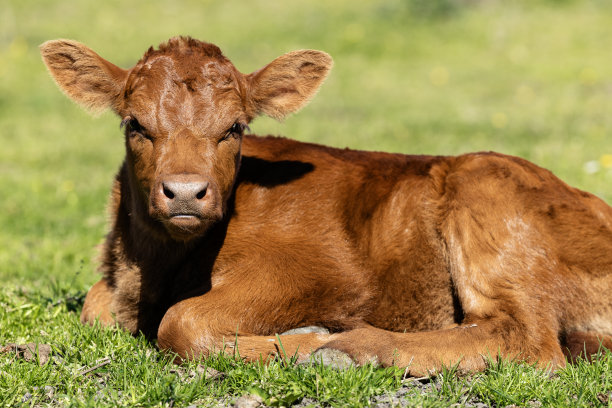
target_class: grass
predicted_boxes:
[1,0,612,406]
[2,281,611,407]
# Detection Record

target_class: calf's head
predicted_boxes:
[40,37,332,241]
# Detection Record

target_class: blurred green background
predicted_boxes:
[1,0,612,289]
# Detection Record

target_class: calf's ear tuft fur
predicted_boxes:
[247,50,333,120]
[40,39,128,115]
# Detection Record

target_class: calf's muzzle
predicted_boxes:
[157,174,210,217]
[151,173,220,241]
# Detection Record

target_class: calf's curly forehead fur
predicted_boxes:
[40,36,612,376]
[127,39,238,102]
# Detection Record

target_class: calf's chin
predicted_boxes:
[161,216,219,242]
[159,208,224,242]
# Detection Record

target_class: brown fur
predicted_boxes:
[40,37,612,376]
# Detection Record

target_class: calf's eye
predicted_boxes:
[230,123,243,134]
[121,116,151,141]
[221,122,248,142]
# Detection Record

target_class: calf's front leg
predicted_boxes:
[156,288,333,362]
[81,278,115,326]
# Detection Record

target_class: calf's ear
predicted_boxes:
[247,50,333,120]
[40,39,128,115]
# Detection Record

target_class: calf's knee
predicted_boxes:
[157,305,213,360]
[81,279,114,326]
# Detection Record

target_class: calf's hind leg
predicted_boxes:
[314,260,567,375]
[317,174,572,375]
[316,317,565,377]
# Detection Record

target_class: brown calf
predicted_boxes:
[40,37,612,376]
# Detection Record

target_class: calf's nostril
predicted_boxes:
[162,183,175,200]
[196,182,209,200]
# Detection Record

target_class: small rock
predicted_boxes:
[169,368,182,375]
[234,393,264,408]
[43,385,55,399]
[184,365,225,381]
[1,343,52,365]
[204,367,225,380]
[281,326,330,335]
[597,393,610,404]
[308,348,355,369]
